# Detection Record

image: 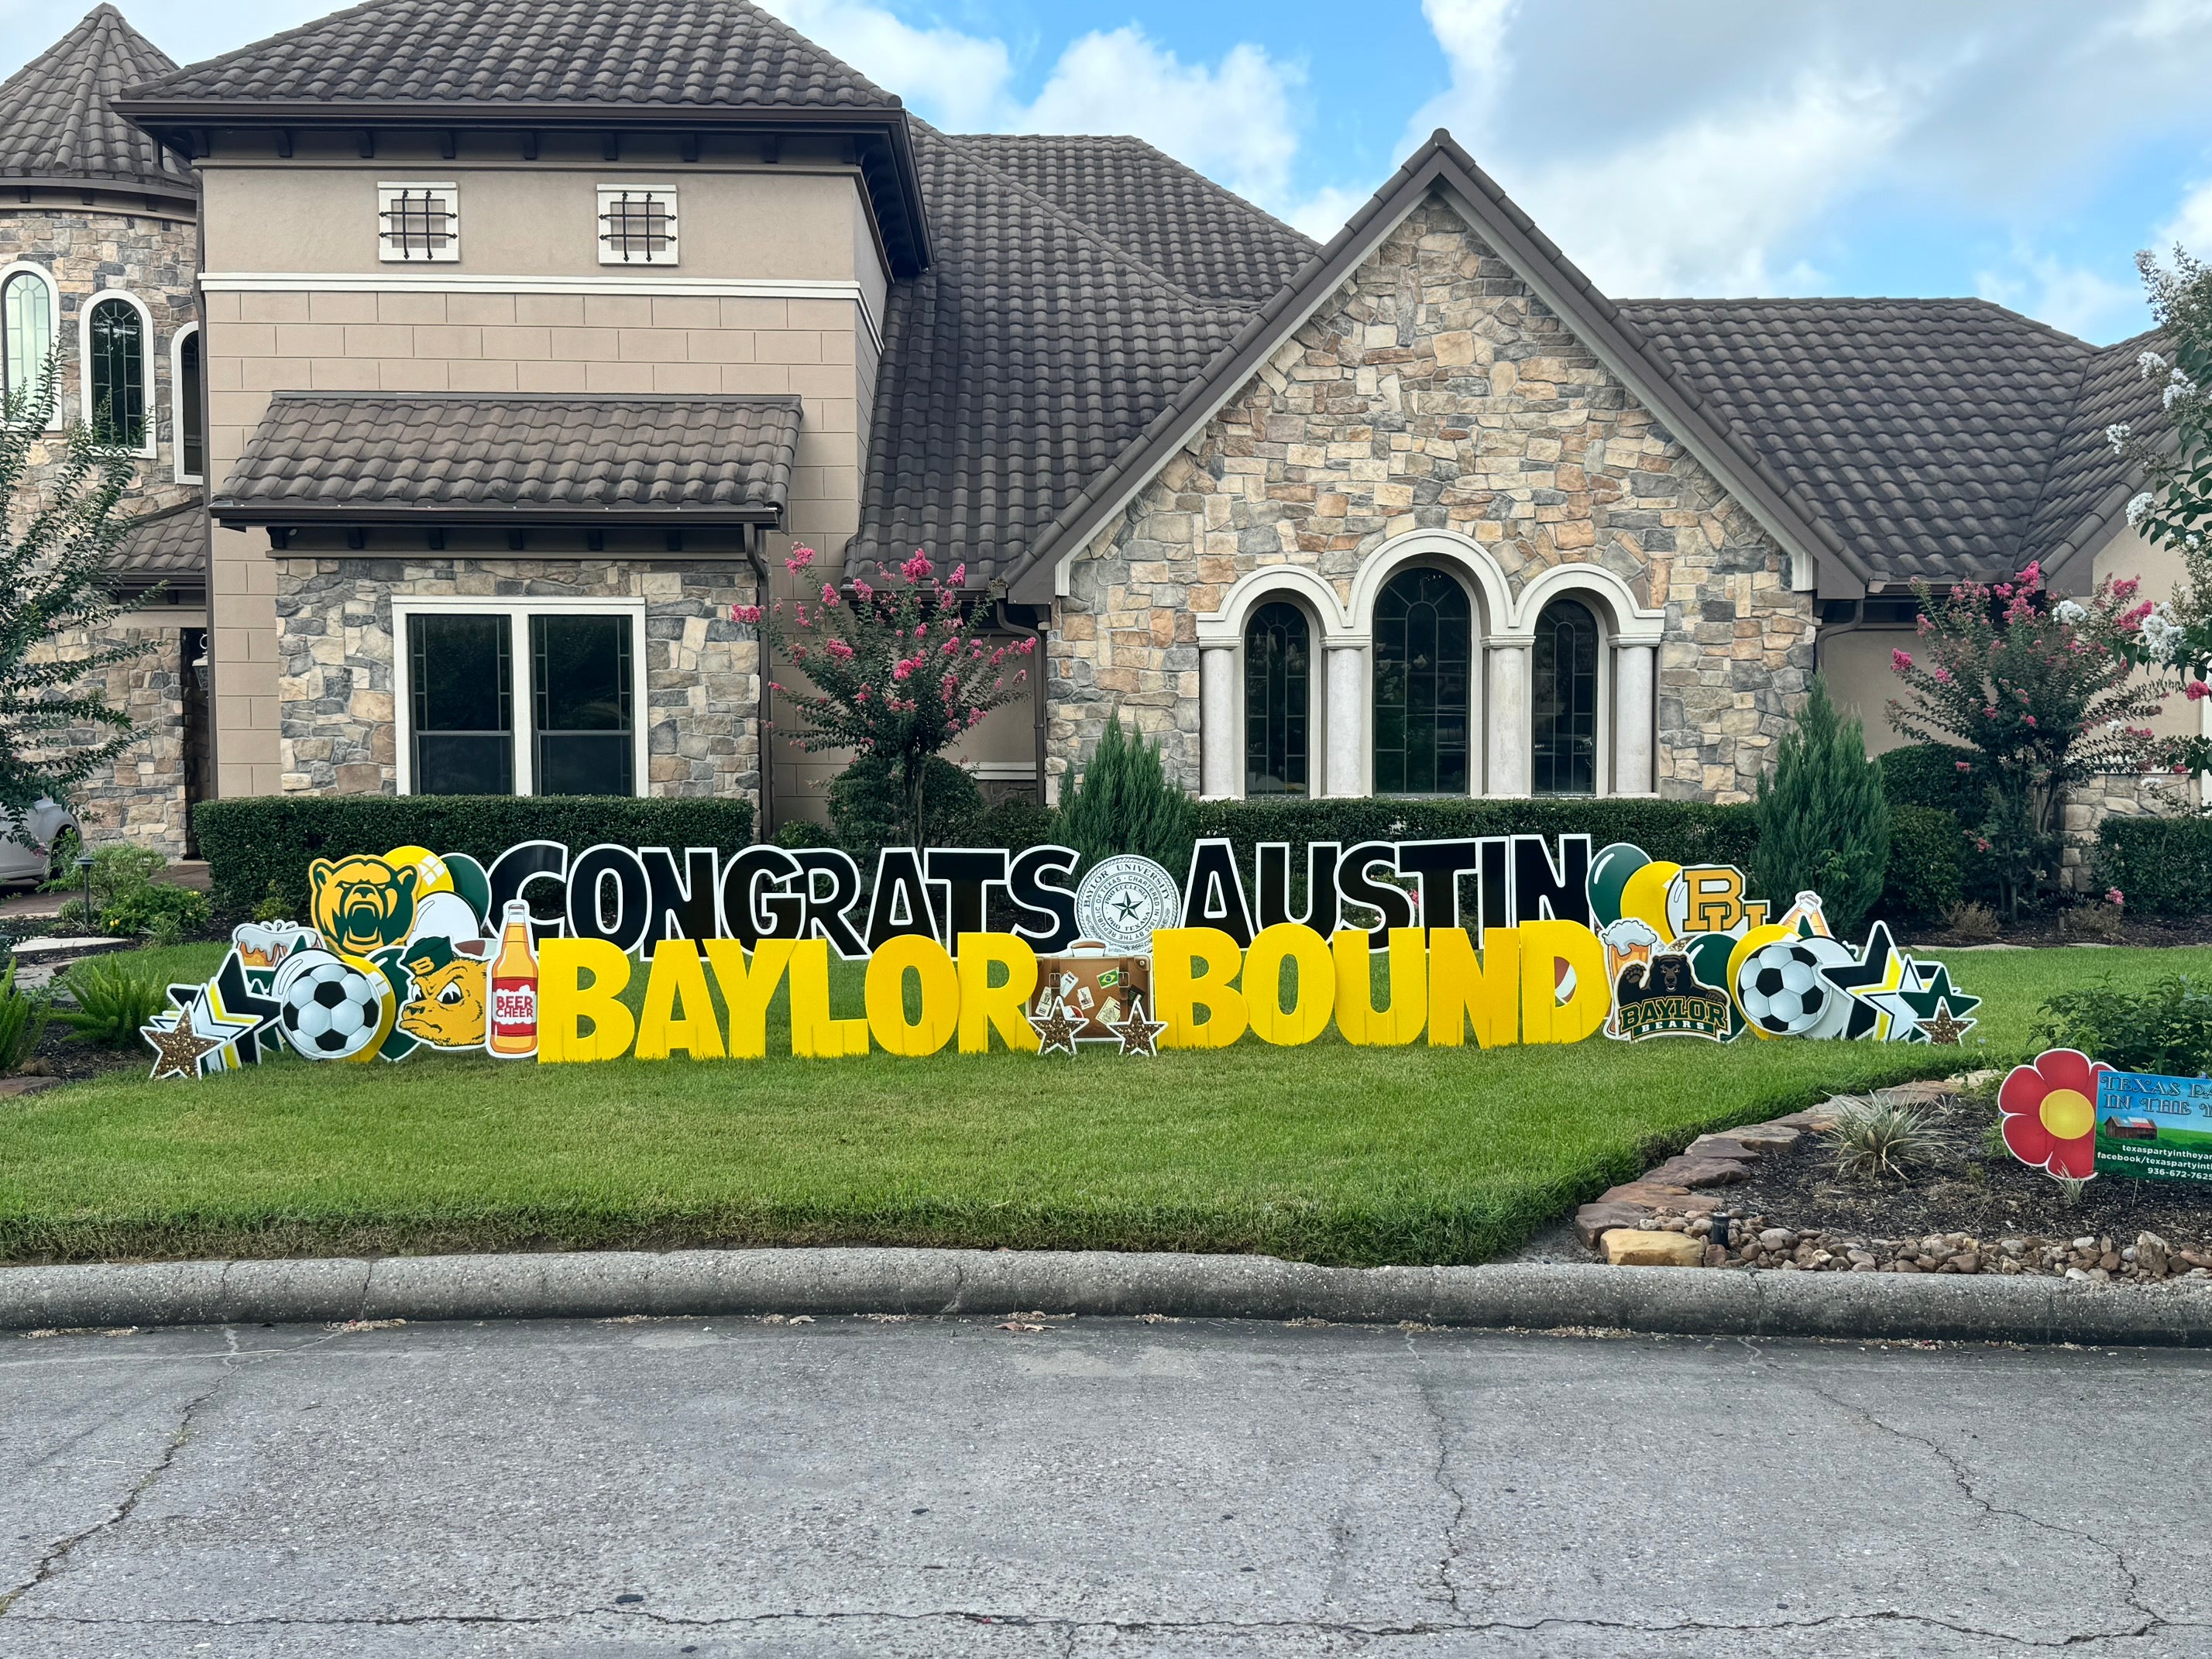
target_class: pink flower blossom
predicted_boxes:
[2112,576,2139,602]
[856,684,870,702]
[1891,648,1913,673]
[967,709,984,727]
[2187,681,2211,702]
[2106,888,2125,908]
[892,659,915,682]
[1955,761,1973,772]
[730,603,763,624]
[785,545,817,574]
[1932,667,1952,684]
[791,644,808,663]
[915,624,929,638]
[853,579,874,602]
[2023,715,2036,726]
[2018,561,2043,588]
[825,638,854,661]
[821,583,840,606]
[1017,637,1037,655]
[949,563,967,586]
[2119,599,2155,630]
[902,550,935,583]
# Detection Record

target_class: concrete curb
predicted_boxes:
[5,1249,2212,1346]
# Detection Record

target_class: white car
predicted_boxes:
[0,799,78,887]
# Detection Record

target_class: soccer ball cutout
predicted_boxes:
[272,949,392,1060]
[1735,937,1850,1039]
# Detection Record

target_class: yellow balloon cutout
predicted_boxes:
[1725,923,1797,1040]
[383,844,455,898]
[1618,860,1684,939]
[1243,923,1335,1046]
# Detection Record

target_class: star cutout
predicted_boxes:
[1027,993,1086,1057]
[1820,922,1918,1040]
[1104,993,1166,1058]
[143,1008,224,1079]
[1917,1000,1975,1046]
[1897,959,1983,1026]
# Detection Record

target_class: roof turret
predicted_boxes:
[0,5,193,204]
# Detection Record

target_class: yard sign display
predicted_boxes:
[143,835,1980,1077]
[2093,1070,2212,1183]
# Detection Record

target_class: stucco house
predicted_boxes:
[0,0,2188,852]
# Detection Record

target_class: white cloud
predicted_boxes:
[1498,71,1904,295]
[1017,30,1305,207]
[760,2,1305,211]
[2157,177,2212,258]
[765,0,1015,132]
[1283,184,1371,242]
[1404,0,1517,146]
[1976,252,2144,342]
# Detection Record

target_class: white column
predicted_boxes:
[1200,644,1238,799]
[1486,644,1529,797]
[1325,643,1366,797]
[1613,644,1656,795]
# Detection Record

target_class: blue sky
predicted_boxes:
[13,0,2212,343]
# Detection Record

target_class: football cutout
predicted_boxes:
[272,949,393,1061]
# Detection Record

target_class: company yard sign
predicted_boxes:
[142,833,1980,1077]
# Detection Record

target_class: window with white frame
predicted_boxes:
[378,181,461,262]
[399,603,643,796]
[171,325,203,483]
[0,263,59,421]
[80,291,153,454]
[596,184,678,265]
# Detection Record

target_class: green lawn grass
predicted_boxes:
[1,943,2200,1267]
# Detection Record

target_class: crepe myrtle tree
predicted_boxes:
[0,353,149,847]
[734,547,1036,848]
[2108,246,2212,775]
[1888,562,2164,919]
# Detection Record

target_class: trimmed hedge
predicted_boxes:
[2097,817,2212,916]
[1193,797,1758,873]
[1877,741,1984,821]
[1880,804,1965,923]
[194,795,755,919]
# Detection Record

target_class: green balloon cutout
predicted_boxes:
[440,852,493,931]
[1586,841,1650,929]
[1681,932,1743,1040]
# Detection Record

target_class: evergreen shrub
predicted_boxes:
[1058,717,1198,874]
[1751,678,1890,936]
[2097,817,2212,915]
[195,795,755,919]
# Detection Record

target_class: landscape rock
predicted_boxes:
[1572,1203,1653,1248]
[1643,1157,1752,1189]
[1601,1230,1707,1269]
[1597,1183,1719,1213]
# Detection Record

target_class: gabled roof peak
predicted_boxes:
[0,5,192,201]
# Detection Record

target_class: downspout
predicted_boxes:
[746,526,775,843]
[993,593,1049,807]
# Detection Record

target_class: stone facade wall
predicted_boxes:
[26,621,193,855]
[2061,772,2198,893]
[3,207,203,857]
[3,206,201,514]
[273,558,762,805]
[1046,194,1814,802]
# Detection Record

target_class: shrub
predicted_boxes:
[1881,805,1965,924]
[57,953,167,1048]
[1942,902,2001,940]
[1752,677,1890,936]
[1059,717,1197,875]
[771,819,836,850]
[972,795,1060,852]
[1877,742,1986,821]
[0,959,48,1071]
[1195,797,1759,880]
[2035,974,2212,1075]
[827,754,981,860]
[194,795,756,919]
[2097,817,2212,916]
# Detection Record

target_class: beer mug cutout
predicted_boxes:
[486,899,539,1059]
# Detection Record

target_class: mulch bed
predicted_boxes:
[1578,1080,2212,1283]
[17,1022,148,1084]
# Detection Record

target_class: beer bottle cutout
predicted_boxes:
[487,900,539,1059]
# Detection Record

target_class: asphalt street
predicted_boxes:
[2,1312,2207,1657]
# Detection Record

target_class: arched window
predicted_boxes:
[1244,601,1310,795]
[84,294,147,450]
[2,268,54,408]
[1373,568,1471,795]
[172,325,203,482]
[1532,597,1600,796]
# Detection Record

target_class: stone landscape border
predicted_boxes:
[5,1247,2212,1347]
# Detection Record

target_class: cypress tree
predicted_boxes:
[1753,676,1891,936]
[1059,716,1197,875]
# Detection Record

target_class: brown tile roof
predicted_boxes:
[113,500,204,576]
[849,127,1297,583]
[1618,299,2166,586]
[211,393,800,522]
[123,0,895,112]
[0,5,192,200]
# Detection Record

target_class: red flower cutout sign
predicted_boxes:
[1998,1048,2111,1180]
